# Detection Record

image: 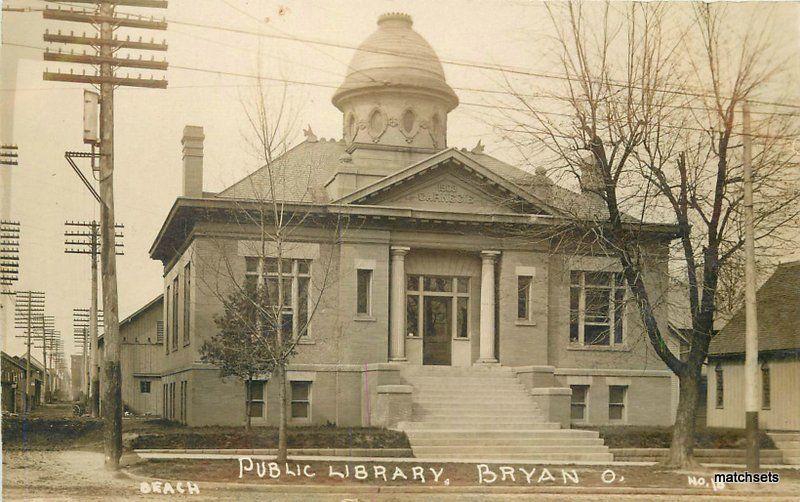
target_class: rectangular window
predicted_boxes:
[406,275,471,339]
[171,277,179,350]
[569,270,625,346]
[180,381,187,425]
[246,257,312,339]
[356,269,372,316]
[715,365,724,409]
[247,380,265,418]
[761,363,771,410]
[517,275,532,320]
[183,263,191,345]
[608,385,627,421]
[456,297,469,338]
[406,295,419,337]
[156,320,164,344]
[165,287,171,354]
[163,383,167,417]
[244,256,258,290]
[290,381,311,419]
[140,380,151,394]
[570,385,588,421]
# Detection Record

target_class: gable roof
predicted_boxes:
[332,148,564,216]
[709,260,800,356]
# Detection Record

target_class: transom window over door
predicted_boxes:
[406,275,470,339]
[244,257,311,338]
[570,271,626,346]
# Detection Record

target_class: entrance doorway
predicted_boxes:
[423,297,452,365]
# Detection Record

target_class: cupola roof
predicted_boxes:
[331,13,459,111]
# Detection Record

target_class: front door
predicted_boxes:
[423,296,452,365]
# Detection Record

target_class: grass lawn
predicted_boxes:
[577,425,777,449]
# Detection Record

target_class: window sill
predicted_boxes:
[297,339,316,345]
[406,335,421,339]
[354,316,376,322]
[452,336,470,341]
[567,343,630,352]
[515,319,537,327]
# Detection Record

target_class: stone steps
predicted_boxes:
[768,432,800,465]
[405,429,601,440]
[399,420,562,430]
[397,365,611,463]
[414,444,611,455]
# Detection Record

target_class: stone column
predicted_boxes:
[389,246,411,361]
[479,251,500,363]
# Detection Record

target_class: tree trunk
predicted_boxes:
[664,365,702,468]
[277,364,288,463]
[245,379,252,431]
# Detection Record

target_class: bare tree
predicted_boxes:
[495,2,799,468]
[190,77,342,462]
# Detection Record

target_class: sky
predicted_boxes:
[1,0,799,362]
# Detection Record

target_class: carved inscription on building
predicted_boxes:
[415,183,476,205]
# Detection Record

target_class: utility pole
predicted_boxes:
[32,315,56,404]
[742,100,760,470]
[44,1,168,469]
[66,221,121,416]
[1,220,20,353]
[13,291,44,413]
[73,307,105,409]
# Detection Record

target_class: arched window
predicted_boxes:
[761,362,771,409]
[715,364,724,409]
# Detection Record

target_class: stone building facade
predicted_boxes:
[147,13,677,434]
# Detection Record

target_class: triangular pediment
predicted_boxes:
[333,149,559,216]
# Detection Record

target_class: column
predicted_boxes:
[479,250,500,363]
[389,246,411,361]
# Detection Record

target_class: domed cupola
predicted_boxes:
[332,13,459,151]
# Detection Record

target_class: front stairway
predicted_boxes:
[397,365,612,462]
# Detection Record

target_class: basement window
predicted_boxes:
[291,381,311,420]
[570,385,588,421]
[608,385,627,421]
[247,380,265,418]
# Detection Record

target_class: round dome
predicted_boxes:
[332,13,459,111]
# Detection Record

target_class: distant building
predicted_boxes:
[2,353,45,412]
[118,295,164,415]
[707,261,800,430]
[70,354,84,401]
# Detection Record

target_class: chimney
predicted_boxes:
[579,152,604,199]
[181,125,204,198]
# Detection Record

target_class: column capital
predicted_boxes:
[390,246,411,257]
[481,250,501,261]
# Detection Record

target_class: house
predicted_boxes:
[2,351,25,413]
[707,260,800,431]
[143,12,678,459]
[118,295,164,415]
[2,353,45,412]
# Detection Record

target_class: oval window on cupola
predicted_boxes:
[401,109,416,133]
[368,108,386,138]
